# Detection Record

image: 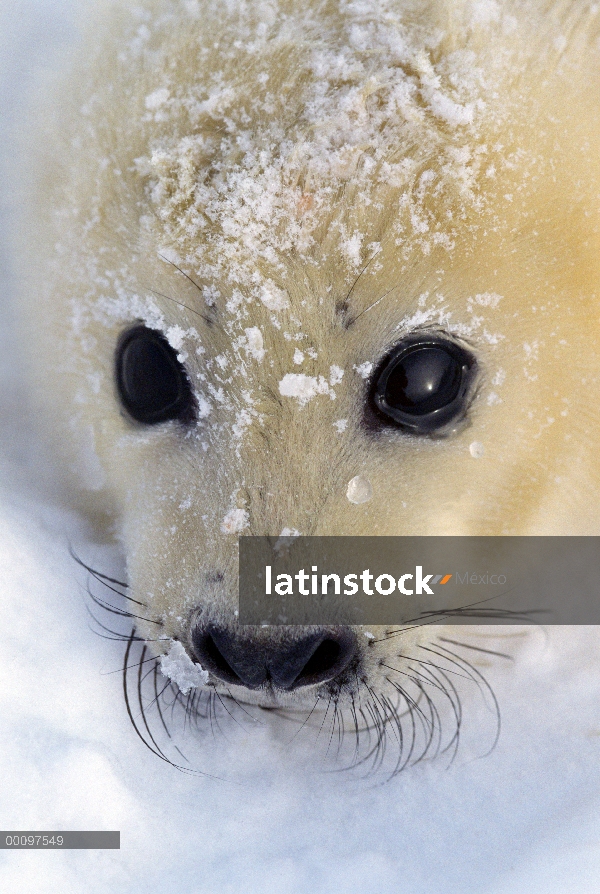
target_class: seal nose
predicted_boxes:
[191,625,356,690]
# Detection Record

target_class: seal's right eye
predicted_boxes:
[115,325,196,425]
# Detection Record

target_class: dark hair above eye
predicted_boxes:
[115,325,196,425]
[369,335,477,434]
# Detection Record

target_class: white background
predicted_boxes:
[1,3,600,891]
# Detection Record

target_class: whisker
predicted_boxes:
[437,636,514,661]
[145,284,214,327]
[158,253,204,294]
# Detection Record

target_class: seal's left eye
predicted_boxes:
[370,336,476,434]
[115,325,196,425]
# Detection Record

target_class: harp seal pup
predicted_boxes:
[14,0,600,757]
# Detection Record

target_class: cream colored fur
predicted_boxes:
[14,0,600,713]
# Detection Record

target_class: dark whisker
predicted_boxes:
[122,633,177,767]
[346,283,401,328]
[69,547,130,592]
[339,245,383,326]
[437,636,514,661]
[145,285,214,327]
[85,582,161,625]
[158,253,203,293]
[101,655,158,675]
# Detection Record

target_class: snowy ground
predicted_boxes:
[2,3,600,892]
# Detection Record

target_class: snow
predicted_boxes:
[346,475,374,504]
[278,372,334,406]
[328,365,344,386]
[244,327,265,363]
[259,281,289,312]
[278,365,343,405]
[159,640,209,693]
[3,482,600,894]
[119,0,519,340]
[3,2,600,893]
[220,506,249,534]
[354,361,373,379]
[145,87,170,111]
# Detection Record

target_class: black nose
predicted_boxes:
[191,625,356,690]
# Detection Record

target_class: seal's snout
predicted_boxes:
[191,625,356,690]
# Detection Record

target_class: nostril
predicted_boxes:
[192,624,269,689]
[196,631,243,686]
[294,638,342,686]
[265,629,356,690]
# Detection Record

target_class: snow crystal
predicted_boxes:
[145,87,170,110]
[279,527,301,538]
[244,327,265,362]
[274,528,301,556]
[232,409,253,439]
[259,281,289,312]
[293,349,304,365]
[428,92,476,127]
[467,292,503,310]
[333,419,348,433]
[354,362,373,379]
[220,507,249,534]
[341,231,363,267]
[166,324,188,357]
[346,475,373,504]
[469,441,485,458]
[329,365,344,386]
[202,284,220,306]
[196,395,211,418]
[278,373,333,406]
[159,640,208,694]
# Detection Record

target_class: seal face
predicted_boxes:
[18,0,600,769]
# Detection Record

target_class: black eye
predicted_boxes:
[370,336,476,433]
[115,325,196,425]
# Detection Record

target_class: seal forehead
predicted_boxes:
[128,0,512,295]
